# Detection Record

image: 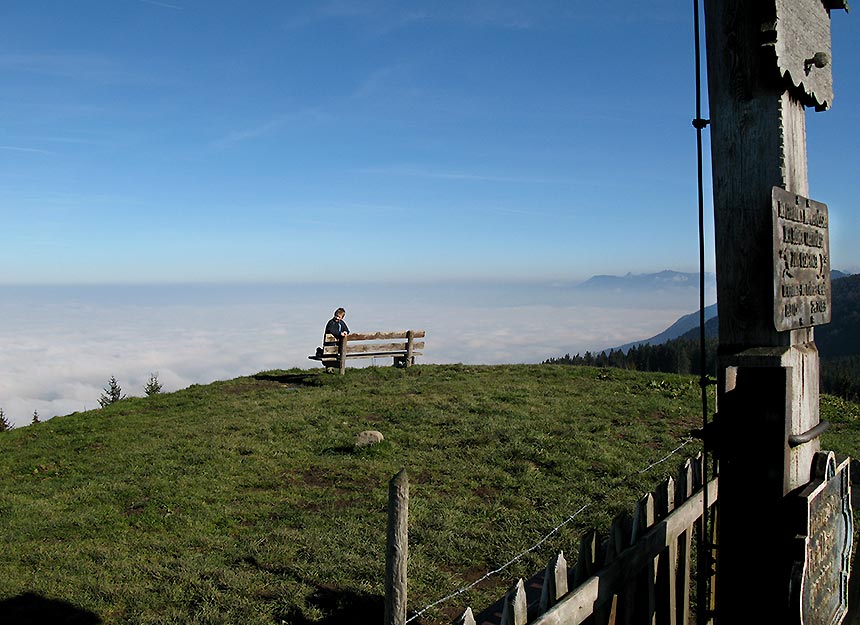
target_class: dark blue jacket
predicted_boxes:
[325,318,350,340]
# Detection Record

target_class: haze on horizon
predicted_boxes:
[0,277,713,428]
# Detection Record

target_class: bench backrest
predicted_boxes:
[320,330,426,357]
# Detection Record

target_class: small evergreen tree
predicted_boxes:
[99,375,126,408]
[32,410,40,425]
[0,408,12,432]
[144,372,163,396]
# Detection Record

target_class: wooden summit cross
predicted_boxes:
[704,1,850,623]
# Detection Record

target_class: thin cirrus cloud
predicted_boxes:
[354,165,576,186]
[133,0,184,9]
[209,109,331,150]
[0,145,57,156]
[0,53,129,83]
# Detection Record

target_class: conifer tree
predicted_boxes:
[144,372,163,396]
[99,375,126,408]
[0,408,11,432]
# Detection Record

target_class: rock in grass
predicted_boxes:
[355,430,384,448]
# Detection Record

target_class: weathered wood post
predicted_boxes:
[338,334,348,375]
[385,469,409,625]
[703,1,850,623]
[405,330,414,368]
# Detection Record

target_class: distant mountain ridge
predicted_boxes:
[604,270,854,353]
[673,273,859,355]
[577,270,716,292]
[615,303,718,353]
[547,272,859,400]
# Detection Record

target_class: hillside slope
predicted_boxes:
[2,364,857,624]
[674,273,860,351]
[1,364,712,625]
[615,303,718,353]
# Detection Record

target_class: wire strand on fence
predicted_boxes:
[405,437,696,623]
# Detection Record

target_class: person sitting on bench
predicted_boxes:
[325,307,350,341]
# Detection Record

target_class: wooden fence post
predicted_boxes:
[338,334,348,375]
[405,330,414,367]
[385,469,409,625]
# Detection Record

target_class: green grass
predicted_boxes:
[0,364,856,624]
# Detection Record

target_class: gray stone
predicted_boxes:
[355,430,384,448]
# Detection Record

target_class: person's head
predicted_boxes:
[334,307,346,320]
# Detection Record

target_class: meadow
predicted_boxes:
[1,364,857,624]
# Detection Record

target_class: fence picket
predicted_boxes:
[607,511,633,561]
[574,530,602,586]
[674,460,694,625]
[654,481,677,625]
[599,511,633,624]
[500,579,528,625]
[631,493,655,543]
[540,551,569,614]
[691,454,703,492]
[452,607,476,625]
[625,493,655,624]
[657,477,675,520]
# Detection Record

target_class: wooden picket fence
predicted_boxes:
[452,454,718,625]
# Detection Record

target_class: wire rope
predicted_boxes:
[691,0,715,622]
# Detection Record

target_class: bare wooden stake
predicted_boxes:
[385,469,409,625]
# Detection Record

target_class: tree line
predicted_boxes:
[544,338,719,377]
[0,372,163,432]
[545,338,860,402]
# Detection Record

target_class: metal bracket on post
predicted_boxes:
[788,420,831,447]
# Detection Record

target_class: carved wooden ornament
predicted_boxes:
[764,0,848,110]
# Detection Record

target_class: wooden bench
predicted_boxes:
[309,330,425,374]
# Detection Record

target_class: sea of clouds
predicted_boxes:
[0,282,707,428]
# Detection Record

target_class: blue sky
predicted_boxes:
[2,1,858,284]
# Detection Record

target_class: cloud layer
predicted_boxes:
[0,282,700,427]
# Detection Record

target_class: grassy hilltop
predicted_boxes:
[1,364,858,624]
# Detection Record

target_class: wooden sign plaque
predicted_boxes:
[789,452,853,625]
[773,187,831,331]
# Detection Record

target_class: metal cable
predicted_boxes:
[405,437,696,623]
[691,0,714,622]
